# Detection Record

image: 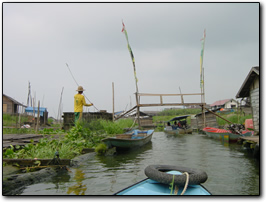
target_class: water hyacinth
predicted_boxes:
[3,119,136,160]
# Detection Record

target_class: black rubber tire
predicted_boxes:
[144,165,208,186]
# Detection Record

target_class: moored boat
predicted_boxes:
[164,115,192,135]
[102,129,154,149]
[203,126,253,143]
[114,165,211,195]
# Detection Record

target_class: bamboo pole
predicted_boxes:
[204,107,233,124]
[57,87,64,124]
[160,95,163,105]
[202,67,206,128]
[138,103,206,107]
[179,87,184,104]
[32,98,35,127]
[15,112,18,128]
[36,101,40,132]
[135,93,141,128]
[138,93,203,96]
[112,82,114,122]
[114,106,137,121]
[18,113,21,128]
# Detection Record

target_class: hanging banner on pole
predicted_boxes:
[200,29,206,88]
[122,21,138,84]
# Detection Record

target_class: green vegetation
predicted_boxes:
[3,128,35,134]
[3,138,78,159]
[3,114,62,135]
[3,119,135,160]
[95,143,108,155]
[3,109,252,160]
[217,113,252,126]
[3,114,28,126]
[3,127,66,135]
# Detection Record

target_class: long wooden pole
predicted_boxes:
[115,106,137,121]
[202,67,206,128]
[138,93,203,96]
[136,93,141,128]
[36,101,40,132]
[138,103,206,107]
[57,87,64,123]
[112,82,114,122]
[179,87,184,104]
[33,98,35,127]
[121,22,140,128]
[204,107,233,124]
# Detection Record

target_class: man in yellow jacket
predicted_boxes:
[74,86,93,122]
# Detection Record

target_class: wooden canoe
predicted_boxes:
[102,129,154,149]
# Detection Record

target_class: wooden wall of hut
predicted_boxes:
[192,112,218,130]
[250,86,259,133]
[240,106,252,115]
[190,116,198,130]
[139,117,155,129]
[40,111,48,125]
[3,96,18,114]
[62,112,113,131]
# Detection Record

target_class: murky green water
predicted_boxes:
[20,132,259,195]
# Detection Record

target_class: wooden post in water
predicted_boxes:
[201,67,206,128]
[112,82,115,122]
[135,93,141,128]
[200,28,206,128]
[179,87,184,104]
[203,68,206,128]
[18,113,21,128]
[202,103,206,128]
[32,98,35,127]
[36,101,40,132]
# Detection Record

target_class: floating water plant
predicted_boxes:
[95,143,108,155]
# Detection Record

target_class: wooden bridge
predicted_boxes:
[136,93,205,107]
[115,92,207,127]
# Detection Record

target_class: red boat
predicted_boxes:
[203,127,253,143]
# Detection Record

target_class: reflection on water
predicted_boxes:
[67,169,87,195]
[20,132,259,195]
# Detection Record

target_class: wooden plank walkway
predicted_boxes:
[240,136,259,144]
[3,158,71,166]
[3,134,66,149]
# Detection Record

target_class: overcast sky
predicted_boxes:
[3,2,259,118]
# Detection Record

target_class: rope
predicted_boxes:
[180,172,189,195]
[128,111,138,131]
[66,63,99,112]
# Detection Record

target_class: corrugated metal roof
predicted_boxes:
[25,107,47,116]
[3,94,27,107]
[236,66,259,98]
[210,99,231,107]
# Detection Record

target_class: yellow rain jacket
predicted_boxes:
[74,94,92,112]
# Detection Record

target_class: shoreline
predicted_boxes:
[3,152,96,195]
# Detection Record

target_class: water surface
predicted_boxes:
[20,132,259,195]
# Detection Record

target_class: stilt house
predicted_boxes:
[236,66,259,135]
